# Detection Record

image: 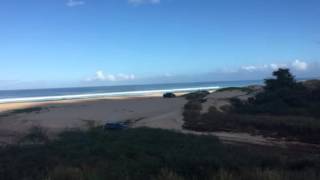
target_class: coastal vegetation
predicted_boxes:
[0,127,320,180]
[231,69,320,117]
[216,87,253,93]
[10,107,46,114]
[0,107,47,118]
[183,69,320,143]
[0,69,319,179]
[183,90,209,101]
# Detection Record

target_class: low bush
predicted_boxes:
[0,107,47,118]
[183,101,202,128]
[45,166,85,180]
[183,90,209,101]
[185,107,320,143]
[216,87,253,93]
[230,69,320,118]
[19,126,49,144]
[181,69,320,143]
[11,107,46,114]
[1,128,319,180]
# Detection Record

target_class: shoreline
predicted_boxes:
[0,92,190,113]
[0,86,220,104]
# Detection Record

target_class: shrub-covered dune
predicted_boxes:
[183,69,320,144]
[0,127,319,180]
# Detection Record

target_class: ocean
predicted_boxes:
[0,80,263,103]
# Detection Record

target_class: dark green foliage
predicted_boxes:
[207,169,320,180]
[182,91,208,129]
[19,126,49,144]
[182,101,202,129]
[1,128,320,180]
[264,69,297,91]
[231,69,320,117]
[151,168,320,180]
[216,87,253,93]
[11,107,45,114]
[183,90,209,101]
[0,107,47,118]
[187,107,320,143]
[46,166,86,180]
[182,69,320,143]
[184,101,202,111]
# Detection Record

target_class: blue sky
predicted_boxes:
[0,0,319,89]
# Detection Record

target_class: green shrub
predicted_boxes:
[151,169,184,180]
[184,91,210,101]
[45,166,85,180]
[0,107,47,118]
[1,128,319,180]
[184,106,320,143]
[264,68,297,91]
[230,69,320,118]
[183,101,202,128]
[216,87,253,93]
[19,126,49,144]
[11,107,46,114]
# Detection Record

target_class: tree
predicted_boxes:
[264,68,296,91]
[231,68,311,116]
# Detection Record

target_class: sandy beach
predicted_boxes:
[0,93,188,143]
[0,89,275,146]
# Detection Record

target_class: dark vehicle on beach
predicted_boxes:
[163,92,176,98]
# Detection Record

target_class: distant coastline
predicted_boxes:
[0,80,264,103]
[0,86,220,104]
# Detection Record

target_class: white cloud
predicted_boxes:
[128,0,161,5]
[292,60,308,71]
[96,70,106,80]
[239,60,309,73]
[164,73,173,77]
[241,63,291,72]
[269,63,287,70]
[241,65,259,71]
[240,64,270,71]
[87,70,136,82]
[117,73,136,80]
[66,0,85,7]
[269,64,279,70]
